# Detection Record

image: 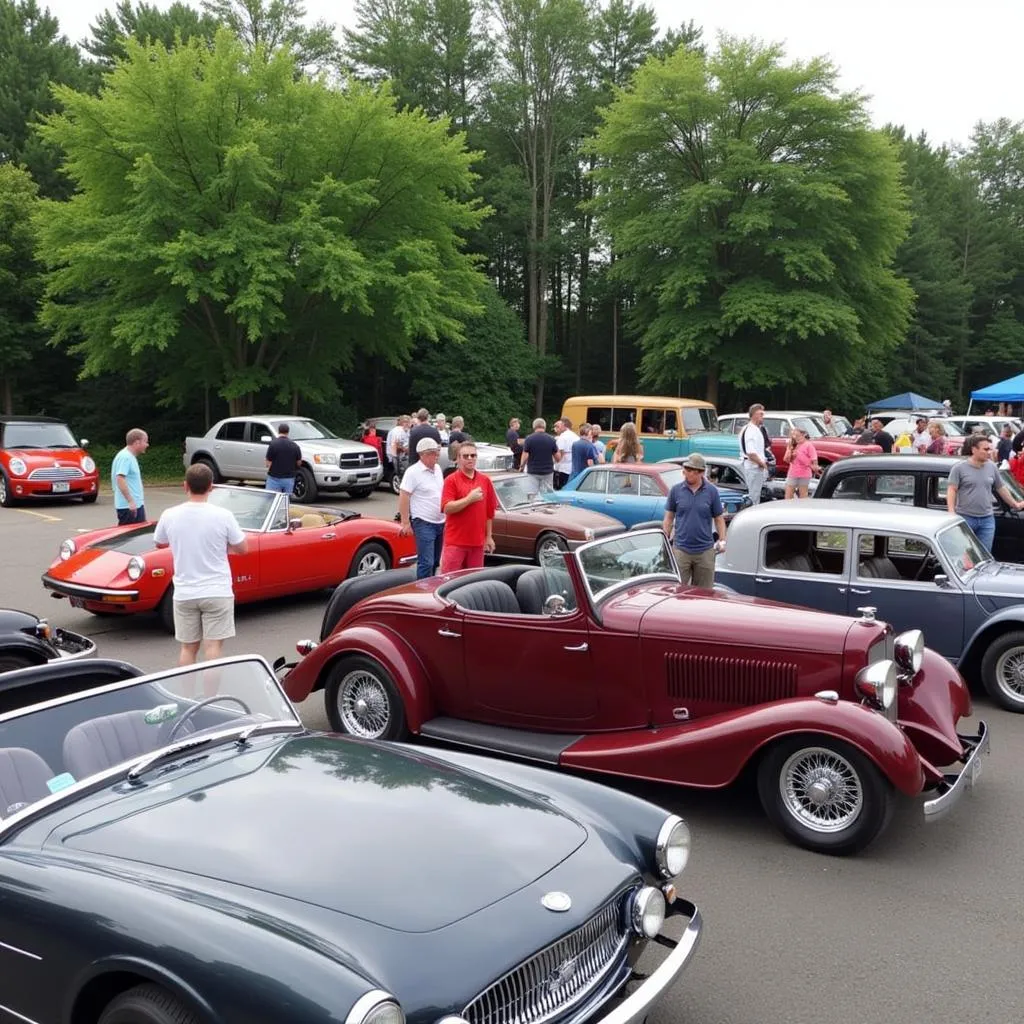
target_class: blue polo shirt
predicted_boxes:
[665,478,724,554]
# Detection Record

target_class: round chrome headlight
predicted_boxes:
[629,885,666,938]
[855,659,897,710]
[345,992,405,1024]
[81,455,96,473]
[8,457,27,476]
[655,815,691,878]
[126,555,146,581]
[59,538,76,561]
[893,629,924,677]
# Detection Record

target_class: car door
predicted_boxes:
[559,467,608,511]
[757,526,852,615]
[212,420,247,476]
[242,421,274,481]
[846,530,964,659]
[601,470,657,526]
[252,497,338,594]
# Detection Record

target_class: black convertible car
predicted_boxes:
[0,655,702,1024]
[0,607,94,674]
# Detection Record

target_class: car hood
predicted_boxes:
[48,526,159,579]
[971,560,1024,609]
[811,440,883,454]
[503,502,621,530]
[4,448,94,470]
[55,735,588,932]
[296,438,376,454]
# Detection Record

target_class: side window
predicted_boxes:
[729,417,749,435]
[638,475,662,496]
[719,465,745,487]
[249,422,274,443]
[763,418,784,438]
[269,498,290,531]
[586,407,612,429]
[612,472,639,496]
[610,407,636,431]
[762,528,847,575]
[833,474,869,499]
[640,409,664,434]
[856,533,933,581]
[874,473,915,504]
[664,410,678,432]
[576,471,607,494]
[929,475,950,506]
[217,421,246,441]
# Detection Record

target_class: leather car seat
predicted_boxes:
[772,553,814,573]
[516,570,555,614]
[450,579,521,614]
[300,513,327,529]
[0,747,53,817]
[858,555,901,579]
[63,709,192,779]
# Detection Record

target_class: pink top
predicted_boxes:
[787,440,817,478]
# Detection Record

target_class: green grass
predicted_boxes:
[90,443,186,486]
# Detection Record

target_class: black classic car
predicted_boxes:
[0,608,94,674]
[0,655,702,1024]
[815,453,1024,563]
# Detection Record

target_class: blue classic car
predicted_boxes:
[716,500,1024,711]
[545,463,748,528]
[0,655,701,1024]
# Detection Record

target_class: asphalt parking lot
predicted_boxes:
[2,487,1023,1024]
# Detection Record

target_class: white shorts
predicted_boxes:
[173,597,236,643]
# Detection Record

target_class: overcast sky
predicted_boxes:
[43,0,1024,147]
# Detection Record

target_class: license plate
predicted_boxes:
[51,482,70,493]
[971,752,985,784]
[70,597,86,609]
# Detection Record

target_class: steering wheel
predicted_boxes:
[165,695,252,743]
[914,555,941,582]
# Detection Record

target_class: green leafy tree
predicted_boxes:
[84,1,221,68]
[588,37,913,405]
[0,0,93,198]
[0,163,43,413]
[35,32,488,415]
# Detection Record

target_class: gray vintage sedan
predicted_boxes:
[716,500,1024,712]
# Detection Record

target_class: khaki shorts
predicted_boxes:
[173,597,236,643]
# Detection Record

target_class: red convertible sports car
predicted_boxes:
[282,530,987,855]
[42,486,416,631]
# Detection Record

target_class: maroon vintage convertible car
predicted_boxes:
[282,531,987,855]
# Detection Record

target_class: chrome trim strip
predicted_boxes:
[0,939,41,961]
[0,1002,41,1024]
[54,631,97,662]
[345,991,396,1024]
[924,721,989,821]
[397,555,417,566]
[40,577,140,601]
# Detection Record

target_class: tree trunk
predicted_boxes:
[228,394,254,416]
[706,363,720,407]
[612,298,619,395]
[1,377,11,415]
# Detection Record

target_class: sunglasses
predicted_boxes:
[460,453,478,459]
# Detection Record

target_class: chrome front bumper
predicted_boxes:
[923,721,989,821]
[52,627,97,661]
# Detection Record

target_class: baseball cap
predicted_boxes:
[416,437,442,454]
[682,453,706,471]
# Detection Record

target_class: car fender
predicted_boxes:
[0,632,52,666]
[561,697,925,796]
[286,625,435,730]
[961,605,1024,670]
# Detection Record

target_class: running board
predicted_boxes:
[418,717,582,765]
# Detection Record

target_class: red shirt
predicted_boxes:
[441,470,497,547]
[362,431,383,457]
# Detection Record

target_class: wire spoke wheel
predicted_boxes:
[337,670,393,739]
[779,746,864,833]
[995,647,1024,699]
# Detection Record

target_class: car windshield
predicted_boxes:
[792,416,825,438]
[658,468,684,489]
[208,486,277,530]
[1000,470,1024,502]
[494,475,543,508]
[681,407,719,433]
[0,657,300,824]
[3,422,78,449]
[272,419,338,440]
[576,532,679,599]
[937,521,991,579]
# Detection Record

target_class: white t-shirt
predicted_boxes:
[400,460,445,523]
[555,430,579,472]
[741,423,766,464]
[386,426,408,460]
[154,501,245,601]
[911,429,930,452]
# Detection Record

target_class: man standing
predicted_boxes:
[570,425,598,481]
[553,417,579,489]
[821,409,839,436]
[947,435,1024,553]
[662,453,726,588]
[398,437,446,578]
[506,417,523,469]
[264,422,302,494]
[408,409,442,467]
[520,418,559,494]
[386,415,410,478]
[447,415,470,461]
[435,413,450,446]
[153,464,248,666]
[740,404,769,504]
[439,442,497,572]
[910,416,931,454]
[111,427,149,524]
[868,417,895,453]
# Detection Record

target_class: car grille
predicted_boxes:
[666,652,798,704]
[28,467,85,481]
[339,452,380,470]
[463,896,628,1024]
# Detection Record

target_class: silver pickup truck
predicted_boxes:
[183,416,383,501]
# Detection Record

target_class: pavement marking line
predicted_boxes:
[11,508,62,524]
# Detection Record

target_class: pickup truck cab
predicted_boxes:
[184,416,382,501]
[718,411,881,470]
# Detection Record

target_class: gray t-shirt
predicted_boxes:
[948,459,1001,517]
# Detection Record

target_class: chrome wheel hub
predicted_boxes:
[338,671,391,738]
[995,648,1024,702]
[357,552,387,575]
[779,747,863,833]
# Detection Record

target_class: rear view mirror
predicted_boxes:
[79,438,90,448]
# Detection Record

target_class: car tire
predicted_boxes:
[347,541,391,578]
[347,486,374,499]
[157,588,176,635]
[81,492,98,504]
[0,653,40,674]
[98,983,198,1024]
[292,466,317,502]
[390,470,403,496]
[757,736,893,855]
[0,472,14,507]
[193,457,223,484]
[979,630,1024,712]
[535,531,568,565]
[325,655,408,740]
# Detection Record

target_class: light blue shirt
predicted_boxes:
[111,447,143,509]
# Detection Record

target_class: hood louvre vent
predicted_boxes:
[666,652,798,704]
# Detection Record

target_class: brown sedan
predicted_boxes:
[488,471,625,563]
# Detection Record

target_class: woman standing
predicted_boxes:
[925,421,947,454]
[783,427,819,499]
[612,421,645,463]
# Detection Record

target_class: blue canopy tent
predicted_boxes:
[968,373,1024,413]
[865,391,945,415]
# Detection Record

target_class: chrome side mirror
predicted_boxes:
[933,573,949,588]
[543,594,567,617]
[665,429,677,439]
[260,434,273,443]
[288,518,302,533]
[79,438,90,448]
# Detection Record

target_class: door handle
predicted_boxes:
[321,532,336,540]
[564,642,589,652]
[438,628,461,638]
[604,499,614,503]
[836,587,846,593]
[754,576,772,584]
[851,587,871,594]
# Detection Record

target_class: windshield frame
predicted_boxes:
[493,475,545,510]
[936,521,992,581]
[572,529,682,607]
[0,655,301,837]
[208,485,283,532]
